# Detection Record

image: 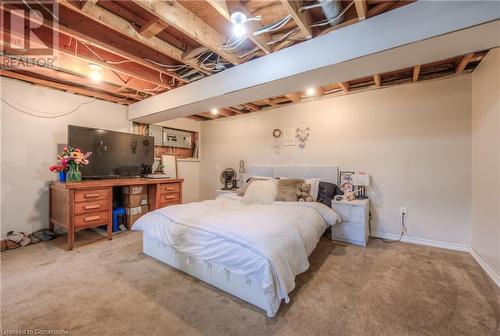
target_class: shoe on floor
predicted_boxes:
[28,234,41,244]
[1,240,7,252]
[7,231,30,247]
[5,240,19,250]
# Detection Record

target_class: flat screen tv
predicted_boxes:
[68,125,154,179]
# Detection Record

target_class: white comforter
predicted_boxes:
[133,195,339,316]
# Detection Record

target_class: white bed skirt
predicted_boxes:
[142,234,279,317]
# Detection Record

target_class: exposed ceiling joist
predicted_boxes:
[182,46,210,61]
[138,18,169,39]
[81,0,97,12]
[455,52,475,73]
[412,65,421,82]
[4,4,186,84]
[285,92,302,103]
[315,87,326,97]
[354,0,368,20]
[56,0,210,76]
[339,82,350,94]
[131,0,241,65]
[281,0,312,39]
[0,70,130,104]
[373,74,382,87]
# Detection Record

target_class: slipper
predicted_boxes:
[33,229,56,236]
[5,240,19,250]
[7,231,30,247]
[32,231,53,242]
[28,234,41,244]
[1,240,7,252]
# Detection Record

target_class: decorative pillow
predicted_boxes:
[305,178,321,201]
[237,176,272,196]
[276,178,304,202]
[241,179,278,205]
[317,182,342,207]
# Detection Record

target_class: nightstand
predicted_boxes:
[331,198,370,247]
[216,189,238,197]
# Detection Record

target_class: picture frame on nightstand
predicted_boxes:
[339,171,355,193]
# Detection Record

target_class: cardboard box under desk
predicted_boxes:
[123,193,148,207]
[125,205,148,229]
[122,185,148,195]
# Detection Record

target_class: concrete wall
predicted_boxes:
[471,48,500,282]
[200,76,473,246]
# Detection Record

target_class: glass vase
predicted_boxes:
[67,164,82,182]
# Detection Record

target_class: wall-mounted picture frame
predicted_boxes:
[283,128,296,146]
[339,171,355,193]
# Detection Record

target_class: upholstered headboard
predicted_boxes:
[247,166,339,184]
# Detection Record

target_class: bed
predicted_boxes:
[132,166,340,317]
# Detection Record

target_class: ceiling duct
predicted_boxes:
[319,0,344,26]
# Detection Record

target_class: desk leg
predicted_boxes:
[107,187,113,240]
[67,224,74,251]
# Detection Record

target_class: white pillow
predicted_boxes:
[241,179,278,205]
[305,178,321,201]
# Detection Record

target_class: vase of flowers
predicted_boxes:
[50,146,91,183]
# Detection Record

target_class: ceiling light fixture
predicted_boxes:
[211,108,218,115]
[306,87,315,96]
[230,11,247,37]
[88,63,102,82]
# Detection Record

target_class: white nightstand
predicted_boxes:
[216,189,239,197]
[331,198,370,247]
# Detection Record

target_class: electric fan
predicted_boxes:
[220,168,237,190]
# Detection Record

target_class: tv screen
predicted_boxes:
[68,125,154,179]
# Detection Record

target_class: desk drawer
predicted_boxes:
[75,188,110,203]
[159,192,181,205]
[74,200,109,215]
[159,183,180,194]
[74,211,109,228]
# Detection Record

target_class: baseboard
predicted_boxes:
[371,232,470,252]
[371,232,500,288]
[469,248,500,288]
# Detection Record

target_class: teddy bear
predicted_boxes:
[297,182,313,202]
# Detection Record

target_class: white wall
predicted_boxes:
[154,118,201,203]
[0,78,129,237]
[471,48,500,280]
[200,76,473,246]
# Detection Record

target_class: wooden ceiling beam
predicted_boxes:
[0,56,142,100]
[131,0,241,65]
[281,0,312,39]
[455,52,475,73]
[367,1,394,18]
[182,46,210,61]
[373,74,382,87]
[224,106,245,114]
[354,0,368,20]
[0,70,130,104]
[217,1,273,54]
[186,115,210,121]
[4,4,187,84]
[81,0,98,12]
[243,103,261,111]
[412,65,421,82]
[56,0,210,76]
[339,82,350,94]
[1,29,170,91]
[285,92,302,103]
[138,18,169,39]
[315,87,326,97]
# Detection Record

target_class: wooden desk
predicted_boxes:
[50,178,183,250]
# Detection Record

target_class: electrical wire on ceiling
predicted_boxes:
[253,15,292,36]
[1,94,97,118]
[267,27,302,45]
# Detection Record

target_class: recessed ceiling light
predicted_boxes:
[211,108,218,115]
[306,87,315,96]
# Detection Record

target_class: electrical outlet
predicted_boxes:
[399,207,408,216]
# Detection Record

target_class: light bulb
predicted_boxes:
[211,108,218,115]
[89,71,102,82]
[233,23,246,37]
[230,11,247,25]
[306,87,315,96]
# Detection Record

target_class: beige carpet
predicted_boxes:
[1,230,498,336]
